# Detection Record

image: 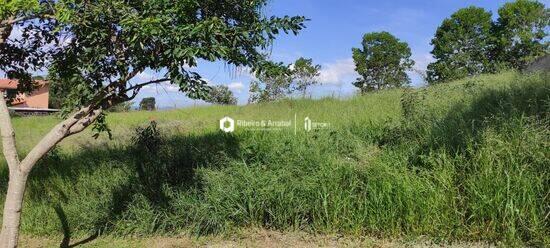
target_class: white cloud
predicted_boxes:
[141,82,180,93]
[413,53,435,71]
[160,83,180,92]
[226,82,245,93]
[316,58,358,85]
[136,71,156,81]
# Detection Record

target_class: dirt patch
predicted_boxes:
[20,229,495,248]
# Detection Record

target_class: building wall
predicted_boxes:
[12,85,50,109]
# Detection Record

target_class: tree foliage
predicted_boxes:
[43,0,306,129]
[290,57,321,96]
[0,1,57,96]
[139,97,156,111]
[352,31,414,93]
[207,85,237,105]
[494,0,549,69]
[427,7,494,84]
[248,57,320,103]
[427,2,548,84]
[248,61,292,103]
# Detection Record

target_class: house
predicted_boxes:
[0,79,58,114]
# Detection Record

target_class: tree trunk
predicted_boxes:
[0,95,103,247]
[0,170,27,248]
[0,18,109,247]
[0,93,25,248]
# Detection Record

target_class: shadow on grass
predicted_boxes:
[378,74,550,167]
[422,76,549,156]
[55,204,99,248]
[0,131,241,244]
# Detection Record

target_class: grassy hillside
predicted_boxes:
[1,71,549,246]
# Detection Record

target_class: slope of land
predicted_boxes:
[1,71,549,247]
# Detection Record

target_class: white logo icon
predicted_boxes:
[304,117,311,132]
[219,117,235,133]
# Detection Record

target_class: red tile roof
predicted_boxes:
[0,79,48,90]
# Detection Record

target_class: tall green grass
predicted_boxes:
[1,71,548,246]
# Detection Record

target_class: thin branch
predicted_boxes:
[93,67,143,101]
[0,16,29,27]
[125,78,170,93]
[102,77,171,107]
[0,13,55,28]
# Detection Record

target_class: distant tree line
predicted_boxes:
[45,1,548,107]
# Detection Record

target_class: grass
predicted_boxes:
[1,71,549,246]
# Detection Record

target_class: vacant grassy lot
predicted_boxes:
[1,71,549,246]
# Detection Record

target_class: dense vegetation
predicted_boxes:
[1,71,548,246]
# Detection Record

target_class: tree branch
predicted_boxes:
[68,108,103,135]
[125,78,171,94]
[18,106,92,173]
[0,17,14,44]
[15,73,169,174]
[0,16,33,28]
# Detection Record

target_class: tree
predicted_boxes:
[290,57,320,97]
[207,85,237,105]
[494,0,549,69]
[352,32,414,93]
[248,61,292,103]
[139,97,156,111]
[427,7,494,84]
[248,57,321,102]
[0,1,306,246]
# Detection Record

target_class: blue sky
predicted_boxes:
[5,0,541,108]
[139,0,525,108]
